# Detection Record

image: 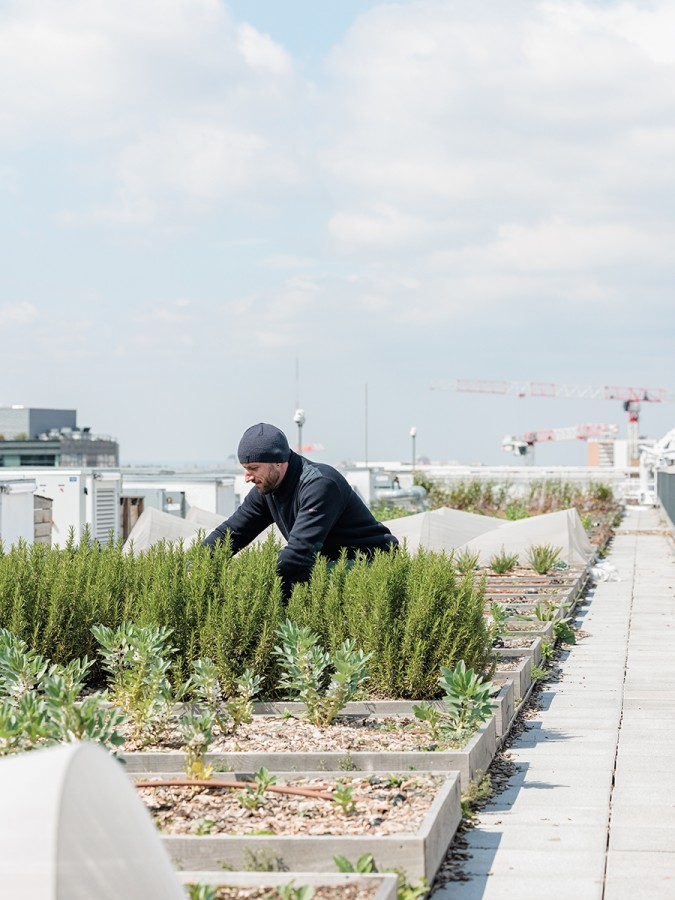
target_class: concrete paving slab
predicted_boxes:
[486,781,611,811]
[612,732,675,749]
[456,846,605,879]
[605,851,675,899]
[612,800,675,824]
[465,822,608,853]
[507,744,617,765]
[475,805,612,827]
[615,749,675,770]
[609,824,675,852]
[433,875,603,900]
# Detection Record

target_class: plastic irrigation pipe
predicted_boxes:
[134,778,336,801]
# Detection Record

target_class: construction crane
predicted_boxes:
[431,379,673,464]
[502,423,620,464]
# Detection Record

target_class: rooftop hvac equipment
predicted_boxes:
[0,478,37,546]
[1,468,122,547]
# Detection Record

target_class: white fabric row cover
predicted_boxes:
[386,507,594,565]
[123,506,203,553]
[0,742,183,899]
[124,504,593,566]
[124,506,284,553]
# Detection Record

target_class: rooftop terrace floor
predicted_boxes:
[433,504,675,899]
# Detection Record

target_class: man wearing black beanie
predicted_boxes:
[203,423,399,601]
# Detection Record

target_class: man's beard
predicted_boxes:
[256,469,282,494]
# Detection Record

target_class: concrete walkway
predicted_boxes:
[433,505,675,899]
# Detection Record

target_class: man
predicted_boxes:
[203,422,399,599]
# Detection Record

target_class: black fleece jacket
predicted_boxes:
[203,451,398,596]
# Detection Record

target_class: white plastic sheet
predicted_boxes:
[387,506,594,566]
[0,742,183,899]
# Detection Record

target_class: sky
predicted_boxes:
[2,0,675,469]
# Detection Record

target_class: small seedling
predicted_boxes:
[489,549,519,574]
[530,665,549,682]
[236,766,277,810]
[541,639,555,663]
[191,817,217,835]
[185,884,217,900]
[486,602,509,646]
[277,885,316,900]
[455,549,481,574]
[179,709,215,780]
[333,852,377,873]
[525,544,563,575]
[331,781,357,815]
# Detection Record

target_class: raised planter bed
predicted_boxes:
[482,565,590,610]
[489,681,515,740]
[496,635,543,668]
[178,871,399,899]
[494,655,532,704]
[136,770,462,882]
[122,715,496,790]
[503,619,554,641]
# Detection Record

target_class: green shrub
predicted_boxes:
[0,532,494,703]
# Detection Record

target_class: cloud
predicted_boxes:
[113,121,300,202]
[0,303,38,328]
[0,0,302,223]
[329,204,431,247]
[433,218,671,274]
[236,22,292,74]
[262,254,312,269]
[131,301,192,325]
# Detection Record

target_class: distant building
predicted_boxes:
[0,406,118,468]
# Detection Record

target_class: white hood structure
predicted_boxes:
[0,742,183,899]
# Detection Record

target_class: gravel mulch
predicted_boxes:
[124,715,461,754]
[137,773,445,838]
[185,887,378,899]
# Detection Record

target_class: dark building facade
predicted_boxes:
[0,407,119,468]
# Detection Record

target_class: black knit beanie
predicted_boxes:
[238,423,291,464]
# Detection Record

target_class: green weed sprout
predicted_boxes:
[331,781,357,815]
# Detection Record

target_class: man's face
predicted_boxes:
[243,462,285,495]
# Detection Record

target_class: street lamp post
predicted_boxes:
[410,426,417,474]
[293,409,306,454]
